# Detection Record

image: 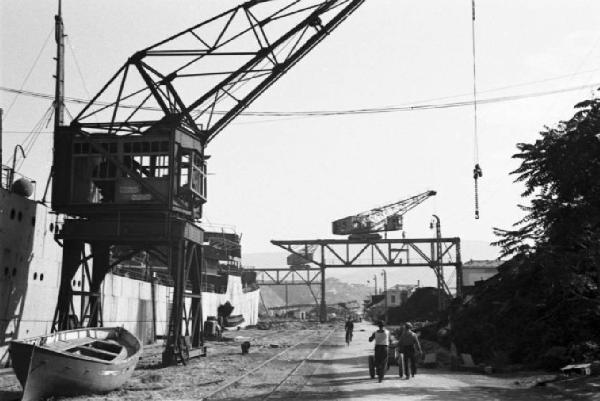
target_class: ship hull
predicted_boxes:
[0,186,260,365]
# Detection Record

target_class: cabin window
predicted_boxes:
[178,149,207,200]
[31,216,36,226]
[40,273,44,281]
[10,209,15,219]
[3,267,8,276]
[33,272,37,280]
[391,295,396,304]
[17,211,22,221]
[49,223,54,232]
[12,268,16,276]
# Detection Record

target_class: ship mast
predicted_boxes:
[43,0,65,204]
[54,0,65,132]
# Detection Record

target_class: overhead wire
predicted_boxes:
[3,28,54,119]
[1,81,599,126]
[6,105,54,172]
[65,36,96,123]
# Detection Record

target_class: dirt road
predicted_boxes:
[1,322,595,401]
[266,321,581,401]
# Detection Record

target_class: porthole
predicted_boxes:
[40,273,44,281]
[72,279,76,286]
[4,267,8,276]
[77,280,81,286]
[10,209,15,219]
[31,216,36,226]
[33,272,37,280]
[12,268,16,276]
[17,211,22,221]
[49,223,54,233]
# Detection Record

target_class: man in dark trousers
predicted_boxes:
[369,320,390,382]
[344,316,354,345]
[398,322,422,379]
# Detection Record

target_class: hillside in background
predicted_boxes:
[259,277,372,309]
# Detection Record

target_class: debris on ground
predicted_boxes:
[386,287,450,323]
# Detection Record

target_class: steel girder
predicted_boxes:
[251,267,321,286]
[52,218,204,366]
[271,237,463,322]
[73,0,365,142]
[250,268,322,308]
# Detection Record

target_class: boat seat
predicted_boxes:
[49,337,96,351]
[72,345,120,361]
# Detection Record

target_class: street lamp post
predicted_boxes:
[430,214,445,311]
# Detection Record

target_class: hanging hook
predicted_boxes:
[473,163,482,219]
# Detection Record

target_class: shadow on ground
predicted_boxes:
[0,390,20,401]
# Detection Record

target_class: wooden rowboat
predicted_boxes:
[9,327,142,401]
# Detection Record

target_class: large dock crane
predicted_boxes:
[332,190,437,238]
[51,0,365,365]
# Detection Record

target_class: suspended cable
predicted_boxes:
[66,37,93,100]
[471,0,482,219]
[4,28,53,119]
[3,81,598,119]
[66,36,99,124]
[7,105,54,173]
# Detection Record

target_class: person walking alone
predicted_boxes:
[398,322,422,379]
[345,316,354,346]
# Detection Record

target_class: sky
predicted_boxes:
[2,0,600,266]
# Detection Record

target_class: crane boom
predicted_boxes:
[332,190,437,236]
[73,0,365,144]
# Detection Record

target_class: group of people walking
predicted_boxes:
[345,317,422,382]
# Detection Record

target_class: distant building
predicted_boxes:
[462,259,502,287]
[385,284,418,307]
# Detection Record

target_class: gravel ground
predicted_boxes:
[0,321,334,401]
[1,320,598,401]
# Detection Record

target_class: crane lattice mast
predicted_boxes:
[51,0,366,365]
[332,190,437,236]
[73,0,364,144]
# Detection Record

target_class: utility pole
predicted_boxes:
[373,274,378,295]
[381,269,387,322]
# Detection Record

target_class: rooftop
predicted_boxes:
[463,259,503,269]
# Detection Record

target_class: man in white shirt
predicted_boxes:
[368,321,390,382]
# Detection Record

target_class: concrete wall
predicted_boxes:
[201,275,259,327]
[101,273,170,344]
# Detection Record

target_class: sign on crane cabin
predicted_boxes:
[332,190,436,239]
[52,125,207,220]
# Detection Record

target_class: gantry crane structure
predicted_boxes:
[332,190,437,237]
[270,190,461,323]
[50,0,365,365]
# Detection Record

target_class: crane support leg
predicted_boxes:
[320,245,327,323]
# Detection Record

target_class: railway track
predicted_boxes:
[202,328,336,400]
